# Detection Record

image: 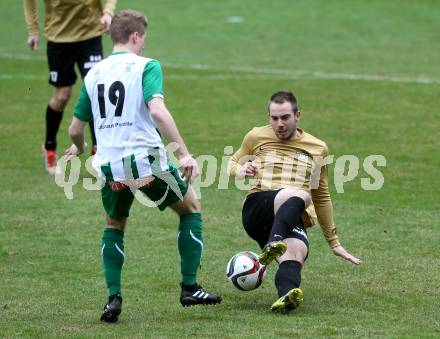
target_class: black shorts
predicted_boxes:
[242,190,309,250]
[46,36,103,87]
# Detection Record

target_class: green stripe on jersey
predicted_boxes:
[100,148,169,182]
[143,60,164,103]
[73,84,93,122]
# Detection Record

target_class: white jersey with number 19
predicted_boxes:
[77,52,169,181]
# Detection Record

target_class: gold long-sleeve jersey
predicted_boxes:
[24,0,117,43]
[229,125,340,248]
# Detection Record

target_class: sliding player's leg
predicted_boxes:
[271,219,309,313]
[259,188,311,265]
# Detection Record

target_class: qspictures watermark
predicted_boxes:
[54,143,386,206]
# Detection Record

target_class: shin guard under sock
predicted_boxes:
[178,213,203,286]
[275,260,302,297]
[45,105,63,150]
[101,228,125,297]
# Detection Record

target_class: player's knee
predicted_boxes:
[171,196,200,215]
[296,190,311,207]
[183,198,200,213]
[50,88,72,111]
[182,189,201,213]
[279,238,308,264]
[105,215,127,231]
[275,188,311,210]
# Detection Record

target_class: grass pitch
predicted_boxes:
[1,0,439,338]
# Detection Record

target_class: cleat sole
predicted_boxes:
[258,241,287,265]
[181,299,222,307]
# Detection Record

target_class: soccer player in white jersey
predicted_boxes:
[64,9,221,323]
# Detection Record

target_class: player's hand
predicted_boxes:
[239,161,258,177]
[27,34,39,51]
[100,13,113,31]
[179,154,200,184]
[64,143,86,161]
[332,245,362,265]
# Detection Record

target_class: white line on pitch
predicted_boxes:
[1,52,439,85]
[0,52,46,61]
[0,74,45,80]
[163,63,440,85]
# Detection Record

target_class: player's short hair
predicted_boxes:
[110,10,148,44]
[268,91,299,113]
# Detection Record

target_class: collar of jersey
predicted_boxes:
[111,51,129,56]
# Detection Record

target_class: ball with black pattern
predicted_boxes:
[226,251,267,291]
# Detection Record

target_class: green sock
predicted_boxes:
[101,228,125,297]
[178,213,203,286]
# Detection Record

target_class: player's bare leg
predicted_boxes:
[49,86,72,112]
[273,188,311,214]
[278,238,308,265]
[169,186,200,215]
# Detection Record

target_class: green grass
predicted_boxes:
[1,0,440,338]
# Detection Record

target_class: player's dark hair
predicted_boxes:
[110,10,148,44]
[268,91,299,113]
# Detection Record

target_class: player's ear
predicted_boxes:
[131,31,139,43]
[294,110,301,121]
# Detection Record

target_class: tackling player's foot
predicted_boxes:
[41,144,57,175]
[258,240,287,266]
[271,288,303,313]
[180,284,222,307]
[100,293,122,323]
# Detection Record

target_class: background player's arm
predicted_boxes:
[23,0,39,50]
[103,0,117,16]
[100,0,117,31]
[311,145,361,265]
[228,130,258,178]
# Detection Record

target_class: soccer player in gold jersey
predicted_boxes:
[229,91,361,313]
[23,0,117,174]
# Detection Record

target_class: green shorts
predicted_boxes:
[101,165,189,220]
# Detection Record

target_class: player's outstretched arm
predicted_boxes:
[148,97,199,183]
[332,245,362,265]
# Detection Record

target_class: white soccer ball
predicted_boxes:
[226,251,267,291]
